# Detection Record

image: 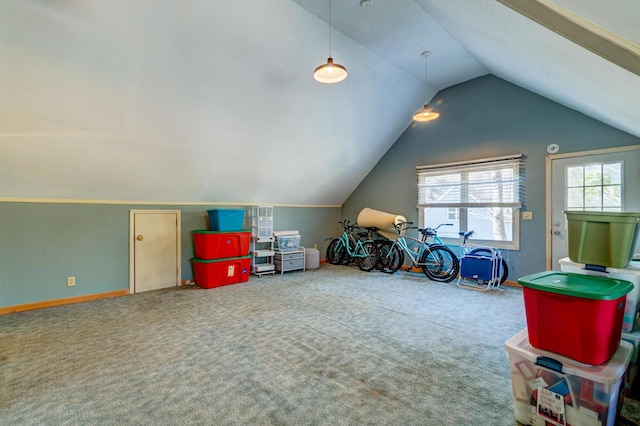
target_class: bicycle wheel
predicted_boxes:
[468,247,509,284]
[378,240,404,274]
[355,241,380,272]
[326,238,347,265]
[421,245,460,283]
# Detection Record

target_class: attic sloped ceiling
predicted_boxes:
[0,0,432,205]
[1,0,638,206]
[417,0,640,139]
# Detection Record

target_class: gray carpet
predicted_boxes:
[0,264,637,425]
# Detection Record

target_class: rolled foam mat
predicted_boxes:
[356,208,407,239]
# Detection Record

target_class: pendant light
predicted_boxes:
[313,0,347,83]
[413,51,439,122]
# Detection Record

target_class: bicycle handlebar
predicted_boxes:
[393,221,414,233]
[338,219,361,232]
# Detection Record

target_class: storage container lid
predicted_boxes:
[193,230,250,234]
[190,255,251,263]
[505,329,633,382]
[518,271,633,300]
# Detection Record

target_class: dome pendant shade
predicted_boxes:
[314,57,348,83]
[412,104,440,122]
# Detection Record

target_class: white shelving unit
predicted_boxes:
[251,206,276,276]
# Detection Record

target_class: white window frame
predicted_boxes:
[417,154,523,250]
[565,161,623,212]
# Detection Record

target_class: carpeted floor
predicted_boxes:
[0,264,638,425]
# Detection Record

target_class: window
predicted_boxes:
[566,161,622,211]
[417,154,523,250]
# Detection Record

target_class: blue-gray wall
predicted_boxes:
[343,75,640,279]
[0,203,340,308]
[3,74,639,309]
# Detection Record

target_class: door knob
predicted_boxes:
[553,230,561,235]
[136,235,144,241]
[553,221,560,227]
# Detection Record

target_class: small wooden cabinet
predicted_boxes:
[274,248,305,274]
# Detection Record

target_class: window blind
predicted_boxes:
[417,154,524,208]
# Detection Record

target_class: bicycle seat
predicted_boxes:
[419,228,436,236]
[459,230,474,239]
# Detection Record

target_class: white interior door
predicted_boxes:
[548,146,640,270]
[130,210,181,293]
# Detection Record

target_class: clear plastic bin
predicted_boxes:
[506,329,632,426]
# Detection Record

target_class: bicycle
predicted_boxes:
[377,221,460,282]
[419,224,508,285]
[326,220,380,272]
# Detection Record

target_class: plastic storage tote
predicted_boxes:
[191,255,251,288]
[621,328,640,396]
[207,209,245,232]
[565,211,640,268]
[192,230,251,260]
[518,271,633,365]
[275,235,301,251]
[560,257,640,332]
[505,329,632,426]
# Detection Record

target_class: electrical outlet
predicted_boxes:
[522,211,533,220]
[67,276,76,287]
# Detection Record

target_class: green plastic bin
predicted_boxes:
[565,211,640,268]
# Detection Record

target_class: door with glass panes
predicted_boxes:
[549,146,640,269]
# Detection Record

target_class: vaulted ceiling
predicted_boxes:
[1,0,638,206]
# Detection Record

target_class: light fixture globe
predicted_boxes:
[412,104,440,122]
[314,57,348,83]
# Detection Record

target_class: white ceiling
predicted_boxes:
[1,0,638,206]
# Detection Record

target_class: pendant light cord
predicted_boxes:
[328,0,333,57]
[422,51,431,103]
[424,53,428,101]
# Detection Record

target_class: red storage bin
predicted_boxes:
[192,230,250,260]
[518,271,633,365]
[191,255,251,289]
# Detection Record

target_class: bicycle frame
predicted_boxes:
[391,233,428,268]
[326,220,380,272]
[334,223,371,259]
[376,221,459,282]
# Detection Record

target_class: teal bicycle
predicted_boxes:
[326,220,380,272]
[377,221,460,282]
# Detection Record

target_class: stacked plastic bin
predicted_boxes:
[506,211,640,425]
[561,211,640,396]
[190,209,251,289]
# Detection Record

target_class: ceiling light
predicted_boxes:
[413,51,439,122]
[314,0,347,84]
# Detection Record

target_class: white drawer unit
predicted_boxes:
[274,248,305,274]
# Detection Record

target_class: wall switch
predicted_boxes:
[67,276,76,287]
[522,211,533,220]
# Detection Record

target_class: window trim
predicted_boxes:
[565,160,623,211]
[417,154,523,251]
